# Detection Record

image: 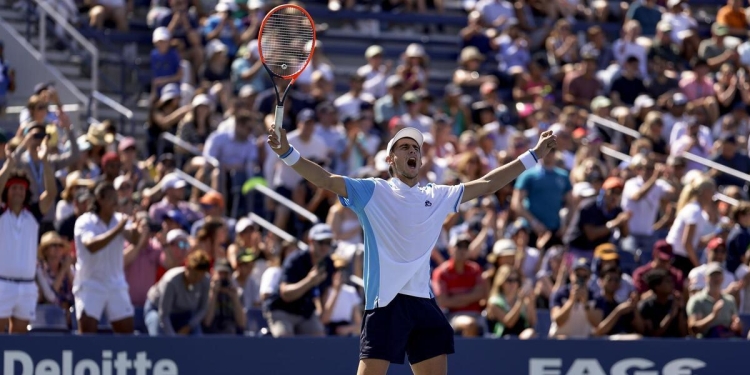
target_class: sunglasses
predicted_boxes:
[316,240,333,246]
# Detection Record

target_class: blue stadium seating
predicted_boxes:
[28,305,69,334]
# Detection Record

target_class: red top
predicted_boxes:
[632,262,685,294]
[431,259,484,314]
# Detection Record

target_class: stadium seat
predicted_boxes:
[535,309,551,339]
[245,309,269,336]
[29,305,70,334]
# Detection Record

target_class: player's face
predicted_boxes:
[389,138,421,180]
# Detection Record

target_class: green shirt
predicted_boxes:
[489,294,529,337]
[686,290,737,337]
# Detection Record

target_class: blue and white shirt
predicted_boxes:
[339,177,464,310]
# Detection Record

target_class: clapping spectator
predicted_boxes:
[124,214,161,309]
[633,240,686,296]
[397,44,429,91]
[359,45,392,99]
[148,173,202,226]
[687,238,743,300]
[151,27,183,96]
[639,268,688,337]
[534,246,566,309]
[35,232,75,314]
[145,250,211,336]
[486,265,537,339]
[233,248,261,310]
[158,0,203,74]
[715,0,748,36]
[203,259,247,334]
[687,262,743,338]
[321,257,362,336]
[591,265,645,338]
[203,2,243,59]
[550,258,597,338]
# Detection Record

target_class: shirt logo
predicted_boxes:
[425,200,432,207]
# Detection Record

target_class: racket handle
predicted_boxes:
[273,105,284,149]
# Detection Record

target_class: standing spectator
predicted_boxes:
[638,268,688,337]
[151,27,183,95]
[36,232,75,314]
[145,250,211,336]
[512,151,572,249]
[432,234,488,337]
[73,182,140,334]
[124,216,161,308]
[622,155,675,262]
[549,258,597,338]
[632,240,686,295]
[321,257,362,337]
[264,223,335,337]
[591,265,644,338]
[687,262,743,338]
[0,152,56,333]
[202,2,244,59]
[666,176,717,275]
[486,265,537,339]
[0,40,15,116]
[158,0,203,73]
[233,248,260,310]
[203,259,247,334]
[564,177,631,263]
[710,135,750,188]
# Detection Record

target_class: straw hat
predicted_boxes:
[38,231,67,258]
[459,46,484,64]
[61,170,95,201]
[86,122,115,147]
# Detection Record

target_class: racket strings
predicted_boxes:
[260,9,315,78]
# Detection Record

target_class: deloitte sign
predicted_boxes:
[4,350,179,375]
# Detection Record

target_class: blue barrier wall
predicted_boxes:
[0,336,745,375]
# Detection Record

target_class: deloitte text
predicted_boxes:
[4,350,179,375]
[529,357,707,375]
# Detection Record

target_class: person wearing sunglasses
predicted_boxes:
[564,177,632,264]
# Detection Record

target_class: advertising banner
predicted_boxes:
[1,336,746,375]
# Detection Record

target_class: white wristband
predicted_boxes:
[281,147,301,167]
[519,150,537,170]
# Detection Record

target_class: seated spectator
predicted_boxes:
[192,217,228,264]
[711,135,750,188]
[202,2,244,59]
[688,238,743,299]
[626,0,663,36]
[145,250,211,336]
[259,240,300,302]
[534,246,566,309]
[648,22,682,69]
[160,229,191,277]
[148,173,202,226]
[396,43,428,91]
[321,257,362,337]
[550,258,597,338]
[74,182,138,334]
[191,191,236,244]
[203,259,247,334]
[88,0,129,32]
[589,244,636,302]
[687,262,743,338]
[233,248,260,310]
[639,268,688,337]
[609,56,647,107]
[36,232,75,314]
[591,265,644,338]
[633,240,686,296]
[486,265,536,339]
[432,234,488,337]
[562,50,601,111]
[374,76,407,126]
[727,203,750,274]
[157,0,203,72]
[715,0,748,36]
[264,224,334,337]
[564,177,630,263]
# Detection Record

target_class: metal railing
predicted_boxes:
[30,0,98,117]
[88,91,134,135]
[589,114,750,187]
[248,213,309,251]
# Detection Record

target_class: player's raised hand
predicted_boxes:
[267,125,290,156]
[533,130,557,159]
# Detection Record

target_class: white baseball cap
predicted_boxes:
[113,175,127,190]
[386,127,424,154]
[235,217,255,234]
[152,27,171,43]
[166,229,189,244]
[309,223,334,241]
[160,173,187,192]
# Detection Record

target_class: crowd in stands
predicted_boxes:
[4,0,750,341]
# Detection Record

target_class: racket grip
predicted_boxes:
[273,105,284,149]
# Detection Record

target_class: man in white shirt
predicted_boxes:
[621,154,675,263]
[688,238,744,298]
[358,45,390,99]
[74,181,142,333]
[334,73,375,122]
[267,124,556,375]
[0,152,56,333]
[400,91,432,134]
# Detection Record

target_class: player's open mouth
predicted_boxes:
[407,158,417,168]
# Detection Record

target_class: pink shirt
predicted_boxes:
[124,238,162,307]
[679,76,714,102]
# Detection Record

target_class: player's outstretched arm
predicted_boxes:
[462,130,557,203]
[267,125,348,198]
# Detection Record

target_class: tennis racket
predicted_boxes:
[257,4,316,149]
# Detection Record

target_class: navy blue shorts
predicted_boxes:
[360,294,455,365]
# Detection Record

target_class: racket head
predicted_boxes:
[258,4,316,80]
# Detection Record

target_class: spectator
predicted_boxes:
[160,229,191,276]
[36,231,75,314]
[715,0,748,36]
[264,223,335,337]
[314,102,348,176]
[591,265,644,338]
[670,119,712,172]
[158,0,203,72]
[633,240,686,295]
[626,0,663,36]
[358,45,391,99]
[711,135,750,188]
[192,217,228,263]
[687,238,742,298]
[0,40,15,116]
[233,248,261,310]
[665,176,717,275]
[589,244,636,301]
[534,246,566,309]
[148,173,202,226]
[334,73,375,123]
[55,170,95,225]
[374,76,407,126]
[432,234,488,337]
[727,202,750,273]
[638,268,688,337]
[486,265,537,339]
[124,215,161,308]
[609,56,647,106]
[564,177,631,263]
[259,240,299,302]
[231,41,265,94]
[190,191,236,243]
[687,262,743,338]
[397,43,428,91]
[0,151,55,333]
[203,259,247,334]
[202,2,243,59]
[321,257,362,337]
[562,50,602,109]
[699,24,737,70]
[118,137,150,190]
[151,27,184,95]
[512,151,572,249]
[145,250,211,336]
[550,258,597,338]
[98,152,121,184]
[56,189,93,243]
[621,154,675,262]
[73,182,139,334]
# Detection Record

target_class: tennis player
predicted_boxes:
[268,125,556,375]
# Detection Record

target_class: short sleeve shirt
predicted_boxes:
[339,177,464,310]
[264,250,334,318]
